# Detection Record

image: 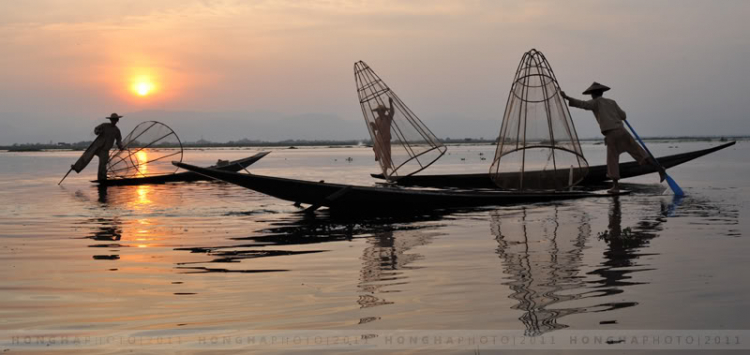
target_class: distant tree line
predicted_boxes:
[1,135,745,151]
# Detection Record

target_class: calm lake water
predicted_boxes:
[0,141,748,354]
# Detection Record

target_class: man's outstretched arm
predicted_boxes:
[561,91,597,111]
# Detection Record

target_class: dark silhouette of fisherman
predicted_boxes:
[562,83,665,192]
[71,113,124,181]
[369,97,395,172]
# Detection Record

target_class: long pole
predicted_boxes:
[624,120,684,196]
[58,168,73,185]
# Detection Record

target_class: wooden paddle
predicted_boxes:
[624,120,685,196]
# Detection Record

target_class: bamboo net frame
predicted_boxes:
[354,61,446,181]
[490,49,588,190]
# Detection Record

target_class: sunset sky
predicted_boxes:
[1,0,748,144]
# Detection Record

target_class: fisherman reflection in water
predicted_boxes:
[71,113,124,181]
[370,97,395,172]
[562,83,665,192]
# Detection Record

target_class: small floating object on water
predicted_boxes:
[460,158,466,161]
[346,157,353,162]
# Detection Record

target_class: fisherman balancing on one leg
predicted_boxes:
[562,83,665,192]
[70,113,124,181]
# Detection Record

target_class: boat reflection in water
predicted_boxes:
[492,196,684,336]
[81,217,123,261]
[85,218,123,242]
[357,229,436,323]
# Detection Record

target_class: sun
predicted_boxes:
[130,75,157,97]
[135,82,153,96]
[132,81,154,96]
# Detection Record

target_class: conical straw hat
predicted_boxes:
[582,82,611,95]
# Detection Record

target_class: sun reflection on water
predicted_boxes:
[135,185,151,206]
[133,219,153,249]
[135,150,148,177]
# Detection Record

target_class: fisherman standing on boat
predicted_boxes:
[562,83,665,192]
[71,113,124,181]
[370,97,395,172]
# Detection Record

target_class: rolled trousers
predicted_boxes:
[603,127,648,180]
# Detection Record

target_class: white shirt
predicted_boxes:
[568,97,626,133]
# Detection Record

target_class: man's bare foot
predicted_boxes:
[608,181,620,193]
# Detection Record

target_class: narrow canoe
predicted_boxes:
[173,161,629,212]
[371,142,736,188]
[95,151,270,186]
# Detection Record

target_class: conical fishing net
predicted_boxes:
[490,49,588,190]
[354,61,446,181]
[107,121,183,178]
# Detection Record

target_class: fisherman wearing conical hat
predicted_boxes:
[562,83,665,192]
[71,113,124,181]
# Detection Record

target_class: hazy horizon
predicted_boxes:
[2,0,749,145]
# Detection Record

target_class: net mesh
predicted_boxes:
[490,49,588,190]
[354,61,446,181]
[107,121,183,178]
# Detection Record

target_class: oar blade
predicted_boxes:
[666,174,684,196]
[624,120,685,196]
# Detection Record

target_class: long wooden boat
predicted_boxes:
[95,151,270,186]
[173,161,628,212]
[371,142,736,188]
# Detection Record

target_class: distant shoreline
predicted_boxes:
[1,136,745,152]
